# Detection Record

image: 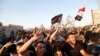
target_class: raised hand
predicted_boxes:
[89,25,97,31]
[18,30,43,55]
[31,30,43,41]
[4,42,12,47]
[95,26,100,33]
[49,27,59,43]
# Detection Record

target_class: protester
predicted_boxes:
[0,24,100,56]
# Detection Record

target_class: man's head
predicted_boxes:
[54,47,63,56]
[66,33,76,45]
[35,41,46,56]
[91,33,100,43]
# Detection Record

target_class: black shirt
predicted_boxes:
[62,42,82,56]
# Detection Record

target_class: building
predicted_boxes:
[4,24,23,37]
[0,24,23,41]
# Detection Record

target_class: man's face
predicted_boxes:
[35,43,45,55]
[77,34,85,42]
[54,51,63,56]
[68,34,76,45]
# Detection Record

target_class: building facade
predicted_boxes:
[0,24,23,41]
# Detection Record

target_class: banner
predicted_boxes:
[92,10,100,25]
[51,14,63,25]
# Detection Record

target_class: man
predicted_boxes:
[62,32,90,56]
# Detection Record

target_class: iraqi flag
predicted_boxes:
[51,14,63,24]
[75,7,86,21]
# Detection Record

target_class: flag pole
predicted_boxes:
[91,10,94,25]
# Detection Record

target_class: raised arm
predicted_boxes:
[95,26,100,33]
[89,25,97,31]
[49,28,59,43]
[0,42,12,55]
[18,30,42,54]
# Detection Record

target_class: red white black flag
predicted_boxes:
[75,7,85,21]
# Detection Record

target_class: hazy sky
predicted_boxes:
[0,0,98,28]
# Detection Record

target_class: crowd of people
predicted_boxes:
[0,24,100,56]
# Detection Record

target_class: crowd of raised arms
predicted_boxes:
[0,25,100,56]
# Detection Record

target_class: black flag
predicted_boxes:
[75,15,83,21]
[51,14,63,24]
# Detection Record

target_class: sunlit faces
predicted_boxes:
[76,34,85,43]
[67,34,76,45]
[35,42,45,56]
[54,50,63,56]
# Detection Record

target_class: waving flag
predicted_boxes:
[75,7,86,21]
[51,14,63,24]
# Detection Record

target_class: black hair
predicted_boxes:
[16,42,24,46]
[7,44,17,54]
[2,37,14,45]
[53,46,65,56]
[65,32,76,40]
[91,33,100,42]
[34,41,45,48]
